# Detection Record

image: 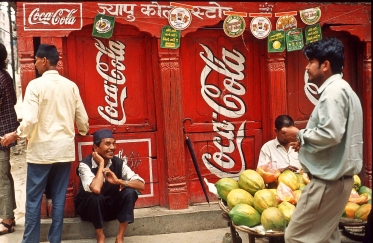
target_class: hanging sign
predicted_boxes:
[268,30,285,53]
[168,2,193,30]
[300,7,321,25]
[305,23,322,44]
[92,14,115,38]
[275,11,297,31]
[160,26,181,49]
[286,28,304,52]
[249,13,272,39]
[223,11,247,38]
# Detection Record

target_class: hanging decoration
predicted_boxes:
[249,13,272,39]
[299,7,321,25]
[223,11,247,38]
[92,14,116,39]
[275,11,297,31]
[305,23,322,44]
[268,30,285,53]
[168,2,193,31]
[160,26,181,49]
[285,28,304,52]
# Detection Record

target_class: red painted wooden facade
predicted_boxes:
[15,2,371,217]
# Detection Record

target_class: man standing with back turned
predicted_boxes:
[283,38,363,242]
[1,44,89,243]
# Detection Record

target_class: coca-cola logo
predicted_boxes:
[24,3,82,30]
[199,44,247,178]
[94,38,128,125]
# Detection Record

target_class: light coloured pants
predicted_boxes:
[285,176,353,243]
[0,148,16,219]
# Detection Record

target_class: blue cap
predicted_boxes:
[93,129,114,144]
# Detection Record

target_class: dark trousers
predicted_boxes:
[75,188,138,229]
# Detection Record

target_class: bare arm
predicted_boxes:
[104,169,145,191]
[89,152,106,194]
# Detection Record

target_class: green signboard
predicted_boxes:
[160,26,181,49]
[305,23,322,44]
[286,28,304,52]
[92,14,115,39]
[268,30,286,53]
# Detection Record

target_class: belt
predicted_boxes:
[309,173,352,181]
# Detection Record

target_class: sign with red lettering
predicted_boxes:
[23,3,82,31]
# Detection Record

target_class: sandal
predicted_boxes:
[0,221,15,235]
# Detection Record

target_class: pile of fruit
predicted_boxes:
[342,174,372,221]
[215,166,372,232]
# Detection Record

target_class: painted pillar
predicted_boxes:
[264,52,287,141]
[362,41,372,188]
[157,46,188,209]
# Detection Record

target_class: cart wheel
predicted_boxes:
[342,225,365,241]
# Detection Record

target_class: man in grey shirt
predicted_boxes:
[283,38,363,243]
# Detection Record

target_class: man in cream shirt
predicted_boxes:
[1,44,89,243]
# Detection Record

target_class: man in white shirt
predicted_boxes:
[74,129,145,243]
[257,115,301,173]
[1,44,89,243]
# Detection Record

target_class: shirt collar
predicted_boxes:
[318,74,342,95]
[42,70,59,76]
[274,137,281,147]
[91,158,112,168]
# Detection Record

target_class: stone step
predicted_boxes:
[39,202,227,241]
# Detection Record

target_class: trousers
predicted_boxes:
[21,162,71,243]
[0,148,16,219]
[285,176,353,243]
[76,188,138,229]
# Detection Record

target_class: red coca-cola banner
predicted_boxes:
[23,3,82,31]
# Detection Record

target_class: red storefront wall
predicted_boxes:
[15,2,371,217]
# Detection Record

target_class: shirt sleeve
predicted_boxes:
[300,88,348,153]
[17,81,39,137]
[121,157,145,184]
[74,85,89,136]
[257,144,271,168]
[78,163,95,192]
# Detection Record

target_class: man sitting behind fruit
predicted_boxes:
[257,115,302,173]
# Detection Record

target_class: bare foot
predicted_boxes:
[115,237,124,243]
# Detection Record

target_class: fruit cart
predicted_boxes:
[219,199,284,243]
[339,217,367,242]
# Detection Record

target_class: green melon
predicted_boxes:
[238,169,265,195]
[229,204,261,227]
[227,188,254,210]
[261,207,287,231]
[253,189,278,214]
[277,201,296,225]
[215,177,239,201]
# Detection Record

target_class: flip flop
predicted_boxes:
[0,221,15,235]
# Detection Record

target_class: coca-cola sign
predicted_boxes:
[23,3,82,31]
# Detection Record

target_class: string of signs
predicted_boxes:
[91,2,322,52]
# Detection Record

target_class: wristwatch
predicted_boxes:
[124,180,129,187]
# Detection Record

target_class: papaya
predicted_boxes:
[261,207,287,231]
[355,204,371,221]
[293,190,302,205]
[215,177,239,201]
[348,188,369,205]
[253,189,278,214]
[299,183,306,191]
[278,170,300,191]
[256,163,281,184]
[353,174,361,191]
[358,186,372,198]
[276,182,296,204]
[238,169,265,195]
[342,202,360,219]
[229,203,261,227]
[277,201,296,225]
[227,188,254,210]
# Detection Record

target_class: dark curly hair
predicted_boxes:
[303,37,344,74]
[0,43,8,70]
